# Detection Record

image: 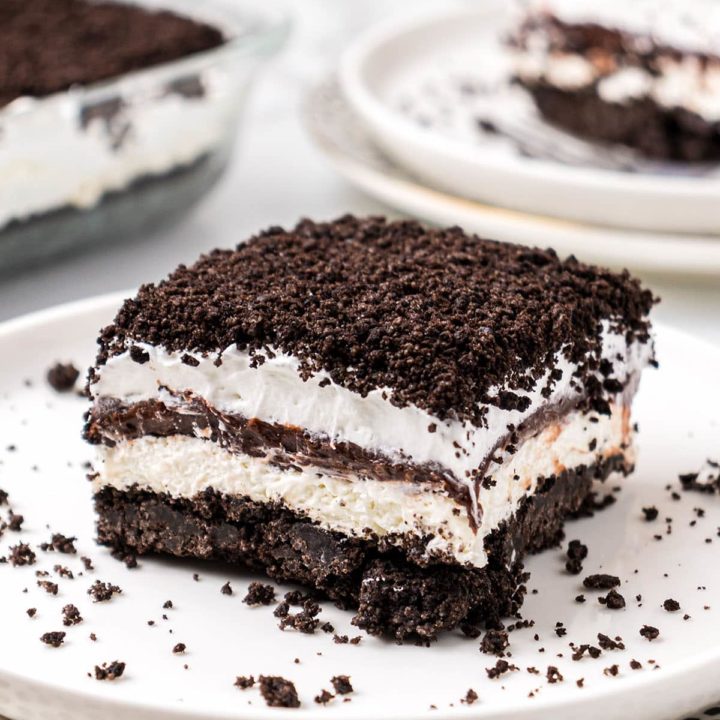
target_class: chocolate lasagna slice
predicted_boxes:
[509,0,720,161]
[85,216,655,641]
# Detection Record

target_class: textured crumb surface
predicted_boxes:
[94,216,653,425]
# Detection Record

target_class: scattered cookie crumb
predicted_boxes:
[243,582,276,606]
[46,362,80,392]
[40,631,66,648]
[94,661,125,680]
[234,675,255,689]
[258,675,300,708]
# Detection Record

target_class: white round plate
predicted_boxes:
[1,294,720,720]
[304,80,720,278]
[339,3,720,234]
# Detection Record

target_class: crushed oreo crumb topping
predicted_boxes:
[258,675,300,708]
[95,216,654,425]
[46,362,80,392]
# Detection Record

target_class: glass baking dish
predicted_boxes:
[0,0,289,274]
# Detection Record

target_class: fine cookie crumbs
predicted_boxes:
[95,661,126,680]
[663,598,681,612]
[220,582,233,596]
[40,533,77,554]
[463,689,479,705]
[172,643,186,654]
[40,631,66,648]
[258,675,300,709]
[243,582,276,606]
[26,608,37,618]
[642,506,659,522]
[546,666,563,683]
[37,580,58,595]
[234,676,255,689]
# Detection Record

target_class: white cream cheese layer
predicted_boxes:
[94,404,631,568]
[0,67,236,229]
[92,327,649,504]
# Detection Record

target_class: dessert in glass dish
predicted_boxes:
[0,0,287,271]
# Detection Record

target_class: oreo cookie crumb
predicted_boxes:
[597,633,624,650]
[258,675,300,708]
[565,540,588,575]
[314,690,334,705]
[47,363,80,392]
[37,580,58,595]
[583,574,620,590]
[62,604,83,626]
[663,598,680,612]
[642,506,659,521]
[7,511,23,532]
[40,631,65,647]
[640,625,659,641]
[88,580,121,602]
[26,608,37,618]
[600,590,626,609]
[40,533,77,554]
[234,675,255,689]
[243,582,276,606]
[220,582,233,596]
[604,664,620,677]
[486,660,518,679]
[463,689,479,705]
[172,643,186,654]
[331,675,353,695]
[9,543,36,566]
[163,600,173,609]
[480,629,509,656]
[630,659,642,670]
[94,661,126,680]
[81,556,94,571]
[547,666,563,683]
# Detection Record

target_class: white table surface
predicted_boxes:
[1,0,719,349]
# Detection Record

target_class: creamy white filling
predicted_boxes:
[92,326,650,515]
[514,46,720,121]
[0,66,238,228]
[523,0,720,56]
[94,405,631,568]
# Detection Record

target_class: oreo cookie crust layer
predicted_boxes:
[509,0,720,161]
[85,216,655,640]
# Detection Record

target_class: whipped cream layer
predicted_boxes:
[94,403,631,568]
[0,66,237,229]
[524,0,720,55]
[92,326,651,513]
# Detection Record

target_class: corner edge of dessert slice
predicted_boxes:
[84,215,656,642]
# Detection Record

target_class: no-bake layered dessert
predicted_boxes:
[85,216,655,641]
[509,0,720,161]
[0,0,244,259]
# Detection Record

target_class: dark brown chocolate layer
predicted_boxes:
[0,0,224,107]
[92,216,654,426]
[94,455,627,641]
[520,81,720,162]
[84,383,631,522]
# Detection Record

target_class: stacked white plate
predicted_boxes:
[305,3,720,276]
